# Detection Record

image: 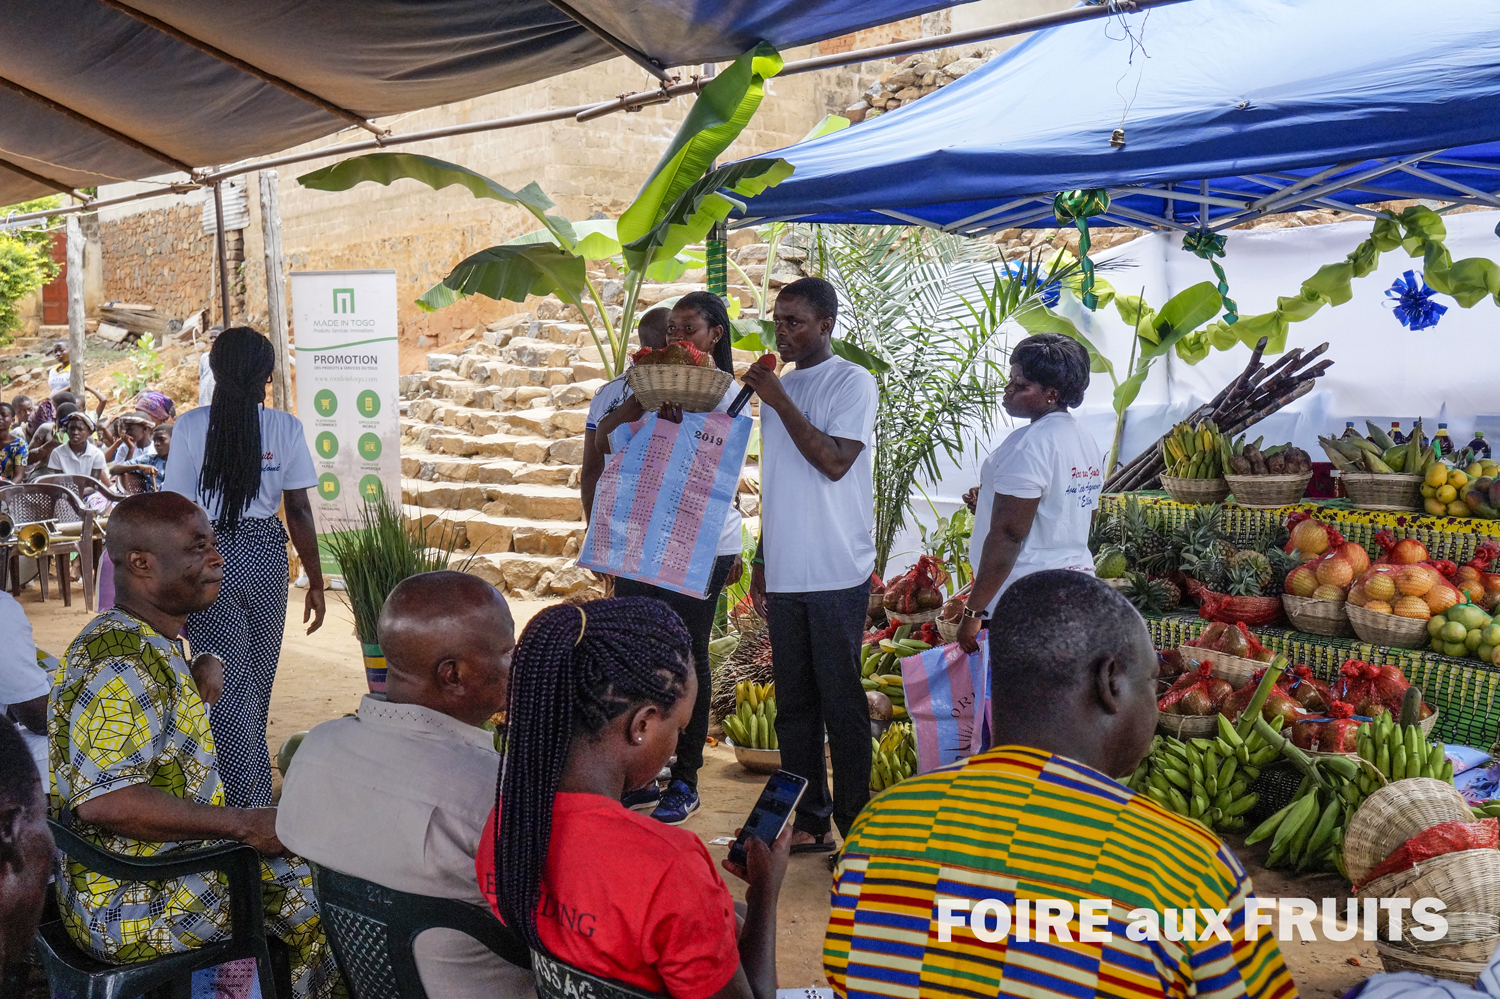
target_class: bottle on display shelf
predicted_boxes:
[1469,431,1491,459]
[1412,422,1429,449]
[1389,421,1406,445]
[1435,422,1454,456]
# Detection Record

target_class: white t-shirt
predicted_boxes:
[595,378,744,557]
[108,440,146,465]
[163,405,318,520]
[198,354,216,408]
[48,364,71,393]
[759,355,878,592]
[968,410,1104,615]
[0,592,51,775]
[47,441,106,477]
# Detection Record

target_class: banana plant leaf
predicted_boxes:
[298,152,584,253]
[1111,281,1222,413]
[830,337,892,374]
[416,242,588,313]
[620,158,792,275]
[617,42,784,246]
[1015,302,1117,380]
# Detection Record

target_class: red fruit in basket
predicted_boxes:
[1337,542,1371,576]
[1291,718,1322,750]
[1389,538,1430,565]
[1178,688,1215,716]
[1203,677,1235,709]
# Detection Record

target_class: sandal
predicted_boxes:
[789,833,838,855]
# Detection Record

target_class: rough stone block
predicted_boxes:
[470,413,506,436]
[548,565,600,596]
[548,437,585,465]
[512,522,584,556]
[502,337,571,368]
[552,410,587,435]
[511,439,552,463]
[512,464,573,486]
[502,410,554,436]
[426,353,459,371]
[431,458,480,482]
[410,399,440,422]
[572,361,609,381]
[477,461,518,484]
[436,380,476,406]
[482,484,582,521]
[550,379,601,408]
[514,386,550,405]
[428,432,481,457]
[462,516,513,555]
[532,368,572,387]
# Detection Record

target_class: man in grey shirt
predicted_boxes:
[277,572,529,997]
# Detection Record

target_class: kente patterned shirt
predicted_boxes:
[824,746,1296,999]
[51,609,343,998]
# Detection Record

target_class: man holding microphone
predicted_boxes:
[743,277,878,856]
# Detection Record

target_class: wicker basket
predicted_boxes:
[1156,712,1220,739]
[1405,912,1500,964]
[888,607,940,626]
[1100,576,1132,592]
[1404,849,1500,922]
[1281,594,1354,637]
[1225,472,1313,508]
[626,364,734,413]
[1178,647,1266,688]
[937,617,960,644]
[1344,777,1473,885]
[1376,941,1489,984]
[1346,602,1432,649]
[1159,475,1231,505]
[1342,472,1424,511]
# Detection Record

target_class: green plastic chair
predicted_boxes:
[36,819,289,999]
[309,863,530,999]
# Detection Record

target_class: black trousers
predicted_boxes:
[613,553,737,788]
[767,581,872,838]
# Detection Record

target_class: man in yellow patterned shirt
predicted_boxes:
[50,492,343,998]
[824,570,1296,999]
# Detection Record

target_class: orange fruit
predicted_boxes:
[1337,542,1371,576]
[1364,600,1394,614]
[1347,583,1368,607]
[1425,584,1459,614]
[1394,595,1433,620]
[1365,573,1397,602]
[1315,556,1354,589]
[1290,519,1332,556]
[1312,584,1347,602]
[1286,565,1319,597]
[1396,565,1436,597]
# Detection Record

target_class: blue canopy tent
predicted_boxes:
[735,0,1500,234]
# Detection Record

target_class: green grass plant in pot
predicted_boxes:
[323,500,465,692]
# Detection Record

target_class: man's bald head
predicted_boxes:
[107,493,223,621]
[378,571,514,727]
[106,492,203,563]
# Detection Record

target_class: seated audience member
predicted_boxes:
[0,402,25,481]
[824,570,1295,999]
[0,591,51,775]
[0,714,54,972]
[10,395,34,430]
[50,493,342,999]
[133,390,176,427]
[478,597,790,999]
[46,411,108,484]
[26,390,75,446]
[109,415,167,492]
[278,571,530,998]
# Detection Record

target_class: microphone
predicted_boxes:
[727,354,778,418]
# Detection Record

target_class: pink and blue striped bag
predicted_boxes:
[899,635,992,773]
[578,410,752,597]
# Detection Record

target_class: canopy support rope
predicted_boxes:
[97,0,389,139]
[543,0,673,83]
[0,74,193,175]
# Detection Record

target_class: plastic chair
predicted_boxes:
[530,948,667,999]
[309,863,530,999]
[36,820,289,999]
[0,483,97,610]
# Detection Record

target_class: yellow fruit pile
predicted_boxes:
[1422,458,1500,517]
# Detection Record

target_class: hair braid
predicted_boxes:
[496,596,692,950]
[198,327,275,533]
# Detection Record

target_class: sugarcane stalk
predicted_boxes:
[1252,713,1326,788]
[1236,654,1289,739]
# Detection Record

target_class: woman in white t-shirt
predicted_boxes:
[590,292,746,825]
[162,327,322,808]
[955,334,1103,653]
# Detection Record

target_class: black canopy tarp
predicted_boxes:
[0,0,961,207]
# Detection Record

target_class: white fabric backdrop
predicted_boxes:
[882,209,1500,577]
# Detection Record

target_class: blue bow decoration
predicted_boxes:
[1001,261,1061,307]
[1385,270,1447,331]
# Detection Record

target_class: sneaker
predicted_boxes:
[650,779,700,826]
[622,785,661,812]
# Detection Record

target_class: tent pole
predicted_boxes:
[213,182,231,326]
[259,170,293,411]
[66,214,86,398]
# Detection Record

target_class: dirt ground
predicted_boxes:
[21,585,1380,995]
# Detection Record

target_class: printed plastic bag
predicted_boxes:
[900,637,991,773]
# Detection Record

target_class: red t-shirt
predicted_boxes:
[476,792,740,999]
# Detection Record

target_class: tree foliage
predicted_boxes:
[0,197,62,336]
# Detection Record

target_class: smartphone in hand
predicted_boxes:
[727,769,808,867]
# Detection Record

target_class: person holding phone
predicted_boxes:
[477,597,790,999]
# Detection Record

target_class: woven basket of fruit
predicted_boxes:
[1159,474,1230,505]
[1404,912,1500,965]
[882,555,947,625]
[1225,472,1312,508]
[626,343,733,412]
[1341,471,1424,511]
[1180,647,1262,688]
[1346,602,1430,649]
[1280,593,1353,637]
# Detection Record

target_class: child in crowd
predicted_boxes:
[0,402,26,482]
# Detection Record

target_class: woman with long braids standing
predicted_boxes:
[476,597,789,999]
[163,327,324,807]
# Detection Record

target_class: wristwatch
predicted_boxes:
[961,603,984,621]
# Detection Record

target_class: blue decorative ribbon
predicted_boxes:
[1386,269,1447,331]
[1000,260,1061,307]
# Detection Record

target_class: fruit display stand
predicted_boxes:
[1146,611,1500,751]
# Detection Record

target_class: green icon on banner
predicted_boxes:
[315,432,339,459]
[317,473,341,500]
[356,390,381,418]
[358,474,385,502]
[358,433,382,462]
[313,390,337,417]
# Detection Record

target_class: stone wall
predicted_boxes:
[99,203,215,322]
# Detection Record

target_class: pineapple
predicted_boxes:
[1225,558,1265,598]
[1229,550,1273,590]
[1181,549,1232,593]
[1120,497,1175,576]
[1260,546,1301,598]
[1123,572,1179,614]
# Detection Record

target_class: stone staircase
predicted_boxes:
[398,307,761,600]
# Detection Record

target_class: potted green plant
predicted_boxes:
[323,500,466,692]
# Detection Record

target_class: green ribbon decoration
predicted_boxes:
[1053,188,1111,309]
[1181,230,1238,325]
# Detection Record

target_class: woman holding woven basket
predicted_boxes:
[591,291,745,826]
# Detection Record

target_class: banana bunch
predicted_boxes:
[724,681,777,750]
[860,625,929,722]
[1355,711,1451,789]
[1320,420,1438,475]
[1126,715,1279,833]
[1249,779,1357,876]
[1161,419,1227,479]
[1471,800,1500,820]
[871,721,917,792]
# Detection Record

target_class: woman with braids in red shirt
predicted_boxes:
[477,596,790,999]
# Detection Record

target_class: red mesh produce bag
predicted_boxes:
[631,343,714,367]
[883,555,948,616]
[1159,662,1236,716]
[1183,621,1271,658]
[1334,659,1412,718]
[1221,668,1309,726]
[1285,665,1332,712]
[1373,530,1429,566]
[1317,701,1362,753]
[1188,579,1288,626]
[1286,512,1346,556]
[1355,819,1500,891]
